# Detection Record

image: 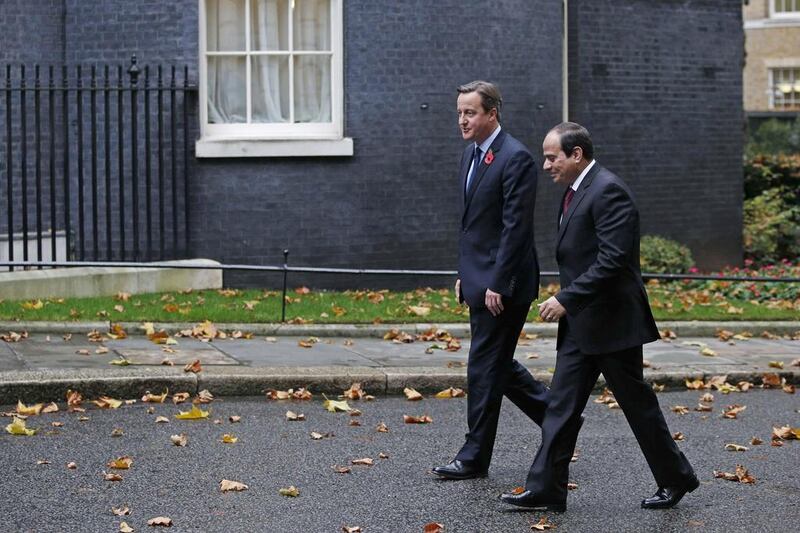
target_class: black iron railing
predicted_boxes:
[0,55,196,270]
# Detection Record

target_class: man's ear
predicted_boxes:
[572,146,584,163]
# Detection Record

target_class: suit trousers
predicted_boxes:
[525,322,695,501]
[455,302,549,469]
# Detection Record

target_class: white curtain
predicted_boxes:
[207,0,331,125]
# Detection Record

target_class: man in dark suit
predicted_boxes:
[432,80,549,480]
[500,122,698,511]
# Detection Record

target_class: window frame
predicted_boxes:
[771,0,800,19]
[197,0,351,157]
[768,67,800,110]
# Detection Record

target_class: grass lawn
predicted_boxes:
[0,286,797,324]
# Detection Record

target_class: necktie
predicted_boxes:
[465,145,482,194]
[563,188,575,215]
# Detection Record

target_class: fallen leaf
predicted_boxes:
[376,422,389,433]
[103,471,124,482]
[530,516,557,531]
[435,387,466,399]
[342,527,362,533]
[724,443,749,452]
[175,405,210,420]
[109,357,131,366]
[146,516,172,527]
[142,390,169,403]
[403,415,433,424]
[652,383,665,392]
[107,456,133,470]
[567,482,578,490]
[673,432,685,441]
[700,393,714,403]
[404,387,424,401]
[119,522,133,533]
[220,479,248,492]
[5,416,36,436]
[379,452,389,459]
[66,390,82,409]
[111,428,124,437]
[750,437,763,445]
[112,506,131,516]
[322,395,352,413]
[196,390,215,404]
[279,486,300,497]
[783,384,796,394]
[155,416,169,424]
[286,411,306,421]
[311,431,333,440]
[229,416,241,423]
[183,359,202,373]
[722,404,746,419]
[16,400,44,416]
[713,464,755,484]
[342,383,366,400]
[95,346,110,355]
[221,434,238,444]
[762,373,782,388]
[351,458,374,466]
[172,392,190,404]
[685,379,705,390]
[768,361,784,369]
[93,396,123,409]
[671,405,689,415]
[700,347,718,357]
[408,305,431,317]
[36,459,51,465]
[423,523,444,533]
[333,466,352,474]
[694,403,712,412]
[171,434,187,447]
[265,389,290,400]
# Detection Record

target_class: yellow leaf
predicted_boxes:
[279,486,300,497]
[107,456,133,470]
[220,479,248,492]
[93,396,123,409]
[700,347,718,357]
[434,387,466,399]
[404,387,424,401]
[21,299,44,310]
[768,361,784,369]
[175,405,210,420]
[221,434,238,444]
[109,357,131,366]
[322,394,351,413]
[5,416,36,436]
[16,400,44,416]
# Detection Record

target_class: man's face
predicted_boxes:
[542,131,579,186]
[457,91,496,144]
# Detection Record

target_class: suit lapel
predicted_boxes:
[458,147,471,209]
[464,130,507,214]
[556,163,600,248]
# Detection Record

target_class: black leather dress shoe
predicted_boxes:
[641,476,700,509]
[431,460,487,480]
[499,490,566,512]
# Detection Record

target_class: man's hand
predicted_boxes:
[485,288,504,316]
[538,296,566,322]
[455,279,465,305]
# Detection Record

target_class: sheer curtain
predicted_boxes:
[207,0,332,125]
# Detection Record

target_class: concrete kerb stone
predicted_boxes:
[0,368,196,404]
[3,320,799,339]
[197,366,387,397]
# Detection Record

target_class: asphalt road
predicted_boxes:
[1,389,798,533]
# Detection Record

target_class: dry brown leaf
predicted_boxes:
[183,359,202,373]
[423,523,444,533]
[435,387,466,399]
[220,479,248,492]
[111,428,124,437]
[671,405,689,415]
[725,443,749,452]
[265,389,291,400]
[342,383,366,400]
[722,404,747,419]
[651,383,665,392]
[196,389,215,403]
[713,464,755,484]
[172,392,190,404]
[142,390,169,403]
[567,482,578,490]
[379,452,389,459]
[66,462,77,469]
[147,516,172,527]
[342,527,362,533]
[229,416,241,423]
[376,422,389,433]
[333,466,352,474]
[750,436,764,445]
[155,416,169,424]
[112,506,131,516]
[107,456,133,470]
[119,522,133,533]
[351,457,374,466]
[404,387,424,401]
[672,432,685,441]
[286,410,305,421]
[103,471,124,482]
[530,516,557,531]
[403,415,433,424]
[700,393,714,403]
[171,434,187,447]
[783,384,796,394]
[694,403,713,412]
[761,373,782,388]
[685,379,705,390]
[93,396,123,409]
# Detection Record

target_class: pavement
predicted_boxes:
[0,320,798,403]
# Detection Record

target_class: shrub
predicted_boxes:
[640,235,694,274]
[743,187,800,265]
[744,154,800,205]
[745,117,800,157]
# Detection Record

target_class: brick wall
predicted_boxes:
[567,0,744,269]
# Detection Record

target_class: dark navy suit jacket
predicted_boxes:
[554,163,660,354]
[457,130,540,308]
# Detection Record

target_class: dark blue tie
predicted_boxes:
[466,145,482,194]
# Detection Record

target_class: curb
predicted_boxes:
[1,366,797,405]
[2,320,799,339]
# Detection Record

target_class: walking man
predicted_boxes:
[500,122,698,510]
[432,81,549,480]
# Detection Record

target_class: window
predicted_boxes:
[197,0,351,157]
[770,68,800,109]
[772,0,800,17]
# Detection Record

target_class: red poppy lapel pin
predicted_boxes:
[484,149,494,165]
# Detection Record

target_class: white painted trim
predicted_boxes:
[770,0,800,19]
[197,0,347,153]
[195,137,353,157]
[745,18,800,29]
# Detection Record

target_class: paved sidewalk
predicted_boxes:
[0,321,798,404]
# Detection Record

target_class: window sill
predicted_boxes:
[195,137,354,158]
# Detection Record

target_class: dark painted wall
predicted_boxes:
[0,0,744,286]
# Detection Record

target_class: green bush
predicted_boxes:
[745,117,800,157]
[744,154,800,205]
[640,235,694,274]
[743,187,800,265]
